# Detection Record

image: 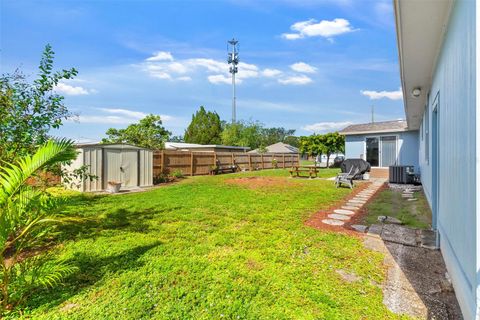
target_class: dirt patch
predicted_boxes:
[225,177,301,189]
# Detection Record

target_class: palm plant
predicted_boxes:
[0,139,78,313]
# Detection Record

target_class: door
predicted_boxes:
[104,149,139,188]
[121,150,138,187]
[366,137,379,167]
[381,136,397,167]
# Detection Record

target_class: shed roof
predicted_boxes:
[74,142,147,150]
[249,142,299,154]
[339,120,410,135]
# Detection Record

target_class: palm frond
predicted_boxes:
[0,139,77,206]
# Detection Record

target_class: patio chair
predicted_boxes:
[335,166,360,189]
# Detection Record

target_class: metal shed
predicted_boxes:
[63,143,153,192]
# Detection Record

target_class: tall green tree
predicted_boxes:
[260,127,295,146]
[221,120,264,149]
[102,114,170,149]
[322,132,345,166]
[184,106,222,145]
[283,135,300,148]
[0,45,78,163]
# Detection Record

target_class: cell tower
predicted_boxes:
[227,38,239,123]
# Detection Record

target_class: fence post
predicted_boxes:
[261,154,264,170]
[248,154,252,171]
[161,150,165,173]
[231,153,235,166]
[283,154,285,168]
[190,152,194,176]
[297,153,300,165]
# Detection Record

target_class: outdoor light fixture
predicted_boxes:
[411,87,421,98]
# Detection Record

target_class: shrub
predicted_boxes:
[0,139,78,314]
[171,170,184,179]
[154,173,170,184]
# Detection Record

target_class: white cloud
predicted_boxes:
[146,51,174,62]
[290,62,317,73]
[282,18,355,40]
[208,74,232,84]
[55,82,92,96]
[278,75,313,85]
[302,121,353,133]
[262,68,282,77]
[360,87,403,100]
[176,76,192,81]
[74,107,173,125]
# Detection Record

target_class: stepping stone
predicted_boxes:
[350,200,366,204]
[334,209,355,215]
[402,194,413,198]
[367,224,383,237]
[328,214,351,221]
[378,216,402,224]
[407,198,418,202]
[342,206,359,211]
[322,219,345,226]
[347,202,364,207]
[351,224,368,233]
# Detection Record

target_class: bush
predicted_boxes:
[171,169,184,179]
[154,173,170,184]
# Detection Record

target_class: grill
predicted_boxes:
[389,165,415,184]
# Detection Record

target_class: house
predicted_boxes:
[394,0,478,318]
[249,142,299,154]
[340,120,419,176]
[165,142,250,153]
[63,143,153,192]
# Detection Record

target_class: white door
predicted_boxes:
[121,150,138,187]
[104,149,138,188]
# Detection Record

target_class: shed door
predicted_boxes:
[104,149,138,188]
[121,150,138,187]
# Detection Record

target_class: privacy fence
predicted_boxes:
[153,151,300,177]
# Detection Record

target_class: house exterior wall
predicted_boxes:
[344,130,419,170]
[417,1,477,318]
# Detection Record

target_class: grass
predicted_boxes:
[360,187,432,229]
[21,169,405,319]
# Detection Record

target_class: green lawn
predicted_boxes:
[360,188,432,229]
[22,169,403,319]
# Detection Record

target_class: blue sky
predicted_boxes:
[1,0,404,142]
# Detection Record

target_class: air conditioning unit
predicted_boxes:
[389,165,415,184]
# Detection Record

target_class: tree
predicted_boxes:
[0,45,78,163]
[284,135,300,148]
[322,132,345,166]
[0,139,78,313]
[221,120,264,149]
[184,106,222,145]
[102,114,170,149]
[299,135,327,165]
[260,127,295,146]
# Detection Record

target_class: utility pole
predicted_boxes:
[227,38,239,123]
[371,105,375,123]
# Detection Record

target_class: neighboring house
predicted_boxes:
[394,1,478,318]
[340,120,419,172]
[165,142,250,153]
[249,142,299,154]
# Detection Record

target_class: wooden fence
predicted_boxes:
[153,151,300,177]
